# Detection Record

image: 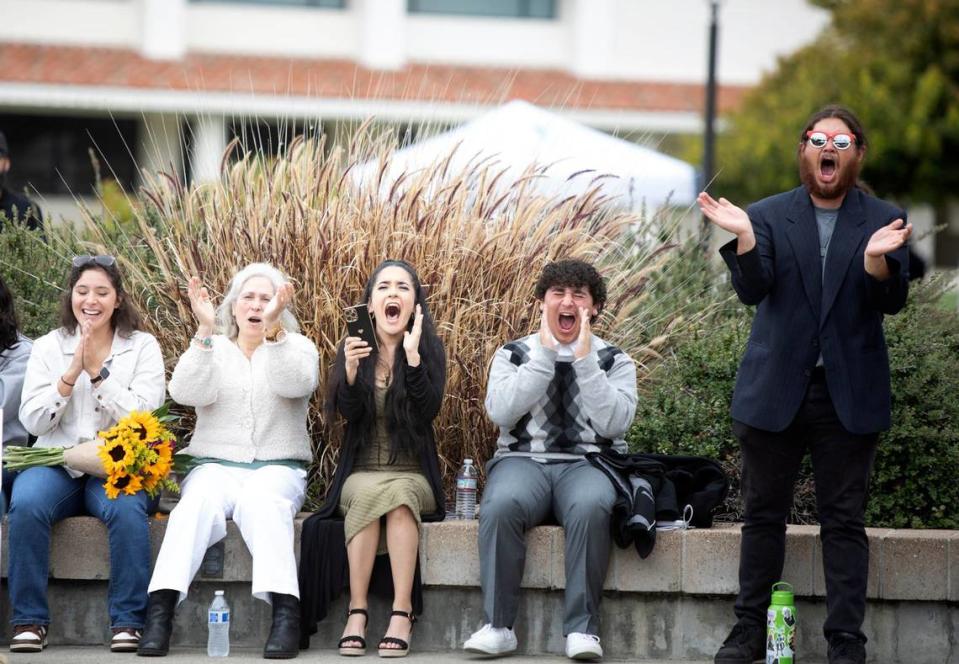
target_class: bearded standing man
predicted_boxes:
[698,105,912,664]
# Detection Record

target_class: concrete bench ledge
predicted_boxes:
[3,518,959,663]
[3,517,959,603]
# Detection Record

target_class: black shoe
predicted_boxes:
[137,589,179,657]
[264,593,300,659]
[828,632,866,664]
[714,622,765,664]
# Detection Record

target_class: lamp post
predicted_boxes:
[701,0,720,251]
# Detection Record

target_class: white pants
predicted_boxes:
[148,463,307,604]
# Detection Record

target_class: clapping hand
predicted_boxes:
[187,276,216,333]
[538,308,558,351]
[264,282,295,328]
[574,307,592,360]
[403,304,423,367]
[866,219,912,257]
[697,192,756,253]
[62,320,91,388]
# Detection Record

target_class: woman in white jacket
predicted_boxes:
[138,263,319,660]
[10,255,166,654]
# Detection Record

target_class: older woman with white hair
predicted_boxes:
[138,263,319,660]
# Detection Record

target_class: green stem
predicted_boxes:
[2,446,66,471]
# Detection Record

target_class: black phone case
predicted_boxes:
[345,304,378,350]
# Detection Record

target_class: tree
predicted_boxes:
[714,0,959,207]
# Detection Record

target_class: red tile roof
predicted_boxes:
[0,42,747,115]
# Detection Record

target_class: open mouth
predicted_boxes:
[248,316,262,325]
[385,302,402,323]
[558,312,577,333]
[819,154,837,182]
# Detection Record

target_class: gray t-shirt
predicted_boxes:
[814,206,839,366]
[814,206,840,277]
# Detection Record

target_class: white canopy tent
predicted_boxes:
[352,100,698,210]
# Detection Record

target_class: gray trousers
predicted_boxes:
[478,457,617,635]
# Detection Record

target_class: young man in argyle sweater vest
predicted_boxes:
[463,259,637,661]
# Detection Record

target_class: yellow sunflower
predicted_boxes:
[145,453,172,482]
[117,411,163,443]
[103,470,143,499]
[98,438,136,476]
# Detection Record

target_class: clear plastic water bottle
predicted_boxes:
[207,589,230,657]
[455,458,478,519]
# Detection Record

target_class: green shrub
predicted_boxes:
[628,260,959,528]
[869,273,959,528]
[0,224,78,339]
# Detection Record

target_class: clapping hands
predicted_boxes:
[187,276,216,333]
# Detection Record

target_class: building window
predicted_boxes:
[189,0,346,8]
[408,0,555,19]
[0,113,138,196]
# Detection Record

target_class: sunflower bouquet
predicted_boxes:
[3,406,181,499]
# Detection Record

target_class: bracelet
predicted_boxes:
[193,334,213,349]
[60,375,75,387]
[265,325,285,343]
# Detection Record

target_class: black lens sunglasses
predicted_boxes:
[72,255,117,269]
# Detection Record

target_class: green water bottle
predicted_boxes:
[766,581,796,664]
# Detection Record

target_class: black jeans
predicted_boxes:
[733,370,878,642]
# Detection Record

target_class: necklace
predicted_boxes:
[376,355,393,386]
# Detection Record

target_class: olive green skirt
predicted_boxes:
[339,470,436,554]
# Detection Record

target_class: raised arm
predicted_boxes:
[700,193,775,305]
[863,215,911,314]
[263,333,320,399]
[169,276,223,407]
[485,344,556,429]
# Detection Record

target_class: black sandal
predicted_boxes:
[378,610,416,658]
[338,608,369,657]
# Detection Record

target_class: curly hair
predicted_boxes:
[59,262,142,338]
[0,273,20,351]
[534,259,607,319]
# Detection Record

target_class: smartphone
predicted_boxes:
[344,303,378,351]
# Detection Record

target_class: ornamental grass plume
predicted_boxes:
[74,121,697,505]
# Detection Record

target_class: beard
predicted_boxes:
[799,152,861,201]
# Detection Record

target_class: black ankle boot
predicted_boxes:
[263,593,300,659]
[137,589,179,657]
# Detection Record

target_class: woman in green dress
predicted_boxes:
[320,259,446,658]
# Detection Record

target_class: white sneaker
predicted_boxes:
[565,632,603,660]
[463,623,518,656]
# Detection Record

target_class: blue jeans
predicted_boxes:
[7,466,155,628]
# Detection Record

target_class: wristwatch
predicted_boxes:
[90,366,110,386]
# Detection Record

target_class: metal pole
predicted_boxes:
[701,0,719,251]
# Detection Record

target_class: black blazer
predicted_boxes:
[719,186,909,435]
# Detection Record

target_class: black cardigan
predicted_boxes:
[298,359,447,648]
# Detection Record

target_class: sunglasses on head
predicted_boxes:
[72,255,117,268]
[806,130,856,151]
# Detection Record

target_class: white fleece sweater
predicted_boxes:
[169,332,319,463]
